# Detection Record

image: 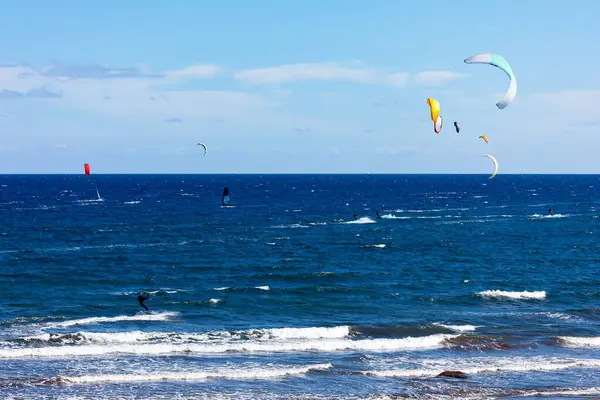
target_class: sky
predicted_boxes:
[1,0,599,174]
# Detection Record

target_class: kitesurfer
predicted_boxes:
[138,293,150,311]
[353,213,358,220]
[548,208,553,216]
[376,210,382,219]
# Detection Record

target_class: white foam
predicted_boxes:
[214,287,229,291]
[478,290,546,300]
[145,289,185,295]
[433,323,481,332]
[530,213,568,219]
[364,356,600,378]
[381,214,410,220]
[122,201,141,205]
[0,333,457,359]
[46,311,179,328]
[344,217,376,224]
[255,286,270,291]
[62,363,332,384]
[539,312,578,321]
[271,224,310,229]
[363,244,386,248]
[524,387,600,397]
[264,326,350,340]
[208,299,221,304]
[24,325,352,346]
[558,336,600,348]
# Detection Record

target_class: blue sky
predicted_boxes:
[1,0,599,173]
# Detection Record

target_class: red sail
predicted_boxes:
[84,163,90,176]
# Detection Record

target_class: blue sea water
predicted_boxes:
[1,174,600,400]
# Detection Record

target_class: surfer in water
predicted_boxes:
[376,210,382,219]
[353,213,358,220]
[548,208,553,216]
[138,293,150,311]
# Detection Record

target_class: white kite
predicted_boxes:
[464,53,517,110]
[482,154,498,179]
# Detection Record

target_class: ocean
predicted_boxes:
[1,174,599,400]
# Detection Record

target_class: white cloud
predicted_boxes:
[164,65,220,81]
[0,63,275,124]
[413,70,469,86]
[528,90,600,114]
[234,62,408,86]
[387,72,410,87]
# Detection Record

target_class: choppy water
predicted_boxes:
[1,174,599,400]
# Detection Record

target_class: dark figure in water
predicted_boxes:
[376,210,382,219]
[138,293,150,311]
[381,205,385,211]
[353,213,358,220]
[548,208,553,216]
[222,187,230,207]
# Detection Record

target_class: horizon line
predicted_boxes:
[2,173,600,176]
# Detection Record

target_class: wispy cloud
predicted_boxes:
[165,117,184,124]
[0,87,62,99]
[164,65,220,81]
[0,63,273,124]
[514,90,600,133]
[387,72,410,87]
[40,63,157,81]
[234,62,408,86]
[413,70,469,86]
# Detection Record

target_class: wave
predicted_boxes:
[362,244,386,249]
[380,214,410,220]
[557,336,600,348]
[255,286,270,291]
[478,290,546,300]
[111,289,185,296]
[24,326,353,346]
[538,312,580,321]
[45,363,333,385]
[270,223,310,229]
[45,311,179,329]
[0,333,458,359]
[432,323,481,333]
[364,356,600,378]
[344,217,375,224]
[530,213,568,219]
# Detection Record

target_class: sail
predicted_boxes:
[222,187,230,206]
[84,163,90,176]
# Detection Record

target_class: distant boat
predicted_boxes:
[222,187,230,207]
